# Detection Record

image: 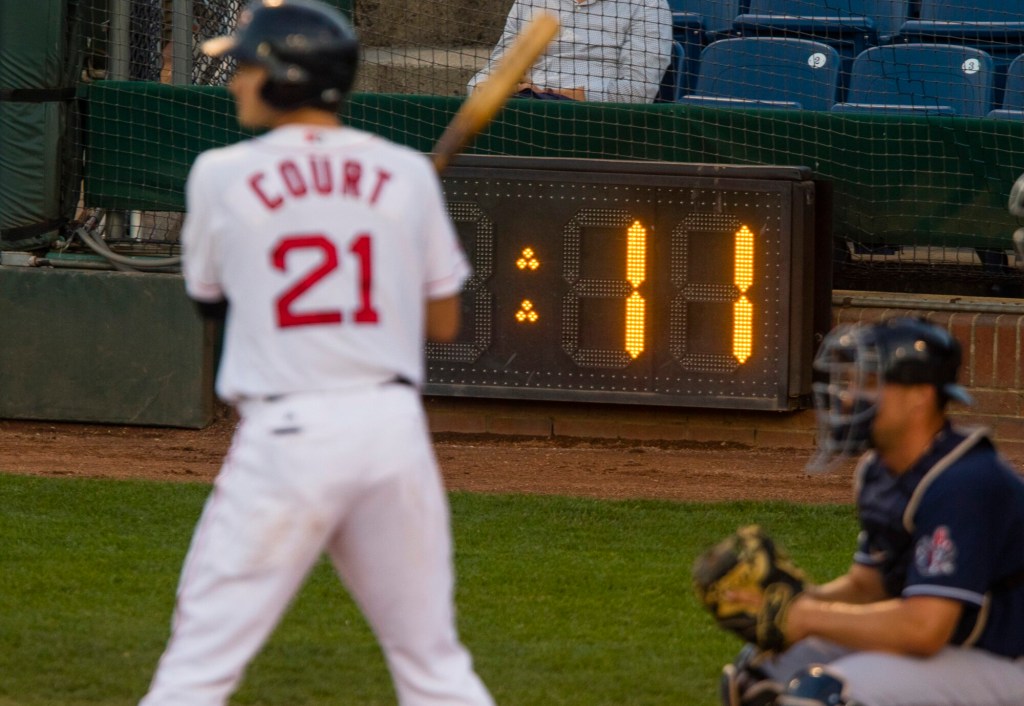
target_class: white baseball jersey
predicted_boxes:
[181,124,469,401]
[147,123,495,706]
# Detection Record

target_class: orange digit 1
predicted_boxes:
[625,221,646,359]
[669,215,755,372]
[733,225,754,364]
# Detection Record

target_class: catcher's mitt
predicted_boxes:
[692,525,807,652]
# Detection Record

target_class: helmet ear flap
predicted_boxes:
[872,317,973,406]
[257,40,355,112]
[260,81,342,112]
[257,53,309,109]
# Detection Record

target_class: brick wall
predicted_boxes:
[425,292,1024,456]
[832,296,1024,457]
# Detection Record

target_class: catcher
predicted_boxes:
[693,318,1024,706]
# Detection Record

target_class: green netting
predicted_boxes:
[2,0,1023,294]
[85,82,1024,251]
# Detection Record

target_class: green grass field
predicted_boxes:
[0,474,858,705]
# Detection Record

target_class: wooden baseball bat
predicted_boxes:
[431,12,560,173]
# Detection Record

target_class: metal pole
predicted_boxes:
[107,0,130,80]
[106,0,131,240]
[170,0,193,85]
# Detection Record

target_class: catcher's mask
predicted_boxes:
[805,317,973,474]
[202,0,359,113]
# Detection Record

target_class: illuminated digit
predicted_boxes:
[626,221,646,359]
[426,202,493,363]
[562,209,637,369]
[669,215,756,372]
[733,225,754,363]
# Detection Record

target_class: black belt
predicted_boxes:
[248,377,413,403]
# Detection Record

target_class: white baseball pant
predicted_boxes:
[140,384,494,706]
[767,637,1024,706]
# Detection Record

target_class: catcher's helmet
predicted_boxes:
[806,317,973,473]
[202,0,359,112]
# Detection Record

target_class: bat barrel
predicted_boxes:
[430,12,559,173]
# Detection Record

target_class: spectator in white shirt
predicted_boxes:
[468,0,673,103]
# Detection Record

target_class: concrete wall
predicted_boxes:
[353,0,513,95]
[0,267,217,428]
[354,0,513,47]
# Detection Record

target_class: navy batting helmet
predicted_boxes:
[202,0,359,112]
[806,317,973,473]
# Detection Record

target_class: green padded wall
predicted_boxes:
[0,0,67,249]
[0,267,216,428]
[82,83,1024,250]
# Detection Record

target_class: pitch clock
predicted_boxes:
[425,156,830,411]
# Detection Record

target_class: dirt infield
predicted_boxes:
[0,406,862,504]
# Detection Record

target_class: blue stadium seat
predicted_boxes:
[919,0,1024,23]
[656,40,690,103]
[734,0,910,61]
[988,54,1024,119]
[831,44,996,117]
[678,37,841,110]
[895,0,1024,106]
[899,0,1024,45]
[667,0,743,37]
[666,0,745,96]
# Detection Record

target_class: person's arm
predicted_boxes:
[420,157,470,342]
[786,593,963,657]
[590,0,672,103]
[805,562,889,604]
[467,2,525,94]
[426,295,461,342]
[517,84,585,100]
[180,153,225,305]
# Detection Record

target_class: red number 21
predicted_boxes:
[272,233,379,328]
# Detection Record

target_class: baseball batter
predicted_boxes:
[715,318,1024,706]
[139,2,494,704]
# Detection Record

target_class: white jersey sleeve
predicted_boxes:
[181,151,227,303]
[422,167,471,300]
